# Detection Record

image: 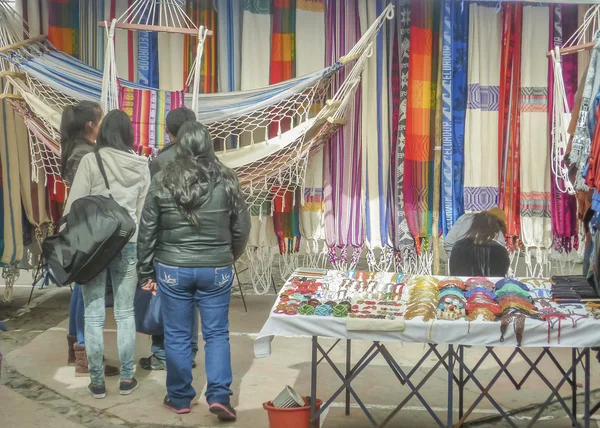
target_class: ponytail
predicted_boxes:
[60,101,102,179]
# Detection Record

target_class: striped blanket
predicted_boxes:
[48,0,79,58]
[119,86,185,156]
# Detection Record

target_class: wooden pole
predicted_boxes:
[0,35,47,54]
[546,41,595,58]
[98,22,213,36]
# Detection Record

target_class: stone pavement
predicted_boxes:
[2,284,600,427]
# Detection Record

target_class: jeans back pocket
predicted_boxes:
[158,263,179,287]
[214,266,233,287]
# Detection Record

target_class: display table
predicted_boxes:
[254,269,598,428]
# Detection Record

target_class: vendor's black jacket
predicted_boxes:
[136,170,251,282]
[148,140,177,178]
[62,138,95,186]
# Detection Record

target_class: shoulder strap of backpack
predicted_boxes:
[94,151,112,195]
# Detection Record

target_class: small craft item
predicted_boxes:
[437,284,466,320]
[315,304,333,316]
[404,277,439,321]
[552,276,600,302]
[299,304,316,315]
[540,312,588,344]
[586,302,600,319]
[494,278,530,292]
[520,277,551,289]
[465,277,495,292]
[333,304,349,318]
[466,287,501,321]
[499,313,526,346]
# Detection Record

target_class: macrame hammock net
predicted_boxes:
[0,0,393,298]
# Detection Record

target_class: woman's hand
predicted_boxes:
[142,279,157,296]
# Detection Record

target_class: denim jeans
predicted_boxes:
[82,243,138,385]
[151,310,199,362]
[157,263,233,409]
[68,284,85,345]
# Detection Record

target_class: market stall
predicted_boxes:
[255,269,600,427]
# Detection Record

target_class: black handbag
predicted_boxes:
[42,151,136,285]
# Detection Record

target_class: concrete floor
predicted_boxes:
[1,276,600,428]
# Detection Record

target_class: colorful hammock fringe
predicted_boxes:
[118,86,185,156]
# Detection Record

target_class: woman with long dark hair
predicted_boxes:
[449,211,510,277]
[60,101,119,378]
[137,121,250,420]
[64,109,150,398]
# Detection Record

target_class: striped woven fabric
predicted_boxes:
[186,0,218,93]
[119,86,185,156]
[404,0,436,249]
[48,0,80,58]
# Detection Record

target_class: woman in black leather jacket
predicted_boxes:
[137,121,250,420]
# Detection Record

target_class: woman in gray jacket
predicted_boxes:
[64,110,150,399]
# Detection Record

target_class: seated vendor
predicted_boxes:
[449,211,510,277]
[444,207,506,257]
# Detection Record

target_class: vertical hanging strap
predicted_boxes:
[101,19,119,112]
[190,25,208,120]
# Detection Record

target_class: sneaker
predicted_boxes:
[88,383,106,399]
[163,395,191,414]
[139,355,165,371]
[209,402,237,421]
[119,378,139,395]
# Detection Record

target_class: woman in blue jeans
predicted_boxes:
[64,110,150,398]
[60,101,118,377]
[137,122,250,421]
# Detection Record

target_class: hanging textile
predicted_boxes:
[550,4,578,252]
[137,7,159,88]
[359,0,391,270]
[520,5,552,276]
[498,3,522,246]
[79,0,105,69]
[392,1,417,273]
[297,0,325,266]
[440,0,468,236]
[241,0,272,91]
[48,0,80,58]
[215,0,243,92]
[119,87,185,156]
[104,0,137,83]
[404,0,435,255]
[464,4,502,213]
[270,0,299,261]
[185,0,217,94]
[15,0,45,37]
[324,0,364,269]
[0,100,24,270]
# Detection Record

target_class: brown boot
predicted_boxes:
[67,335,77,366]
[73,344,119,377]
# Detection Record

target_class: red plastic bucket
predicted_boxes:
[263,397,322,428]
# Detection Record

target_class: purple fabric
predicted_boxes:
[550,4,578,252]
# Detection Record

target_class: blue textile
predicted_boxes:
[68,283,85,345]
[151,313,199,362]
[158,263,234,408]
[441,0,468,236]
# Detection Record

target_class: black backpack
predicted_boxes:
[42,151,137,285]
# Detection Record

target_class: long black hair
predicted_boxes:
[466,212,504,245]
[60,101,102,178]
[96,109,134,152]
[162,121,242,228]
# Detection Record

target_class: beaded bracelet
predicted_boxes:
[495,278,530,292]
[465,277,495,291]
[438,279,466,290]
[465,287,497,300]
[466,307,498,321]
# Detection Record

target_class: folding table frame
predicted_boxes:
[308,337,593,428]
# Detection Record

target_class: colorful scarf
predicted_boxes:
[119,87,185,156]
[215,0,243,92]
[48,0,79,58]
[324,0,364,268]
[520,5,552,252]
[392,2,417,272]
[137,7,159,88]
[498,3,522,245]
[186,0,218,94]
[404,0,435,251]
[440,0,468,236]
[464,4,502,212]
[550,4,578,252]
